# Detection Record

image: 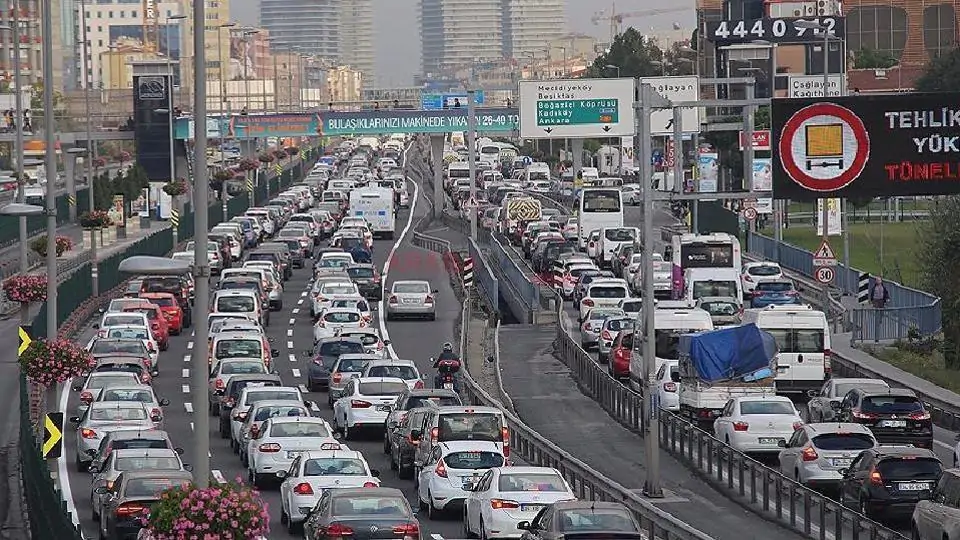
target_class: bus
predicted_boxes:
[577,188,624,250]
[670,233,742,299]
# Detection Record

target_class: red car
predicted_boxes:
[121,301,171,350]
[609,330,634,381]
[139,292,184,335]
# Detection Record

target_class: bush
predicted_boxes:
[257,153,274,164]
[30,235,72,257]
[141,480,270,539]
[2,274,47,303]
[79,210,113,229]
[162,179,188,197]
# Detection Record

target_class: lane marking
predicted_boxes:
[187,341,193,350]
[287,329,293,337]
[212,470,226,485]
[289,318,296,325]
[289,354,297,363]
[181,385,190,394]
[299,384,310,394]
[300,291,307,297]
[184,402,193,413]
[292,308,300,314]
[935,439,953,452]
[57,382,80,527]
[431,535,444,540]
[183,355,191,363]
[297,298,304,305]
[182,368,190,378]
[190,422,194,431]
[292,368,301,378]
[287,341,294,349]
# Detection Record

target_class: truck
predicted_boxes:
[500,196,542,240]
[676,324,779,429]
[349,187,395,239]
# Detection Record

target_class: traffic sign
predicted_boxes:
[421,91,486,110]
[743,207,758,221]
[18,325,32,357]
[42,412,63,459]
[518,78,636,139]
[812,239,838,266]
[739,130,771,151]
[777,102,870,193]
[639,76,701,135]
[815,267,836,284]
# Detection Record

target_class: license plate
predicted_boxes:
[832,458,852,467]
[759,438,783,445]
[777,366,789,373]
[286,451,301,458]
[879,420,907,428]
[522,504,544,512]
[402,298,418,304]
[376,405,390,412]
[898,482,931,491]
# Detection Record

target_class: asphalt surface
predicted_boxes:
[58,159,473,539]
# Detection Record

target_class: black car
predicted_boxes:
[96,470,193,540]
[309,337,366,392]
[303,487,421,540]
[345,263,382,300]
[840,446,942,521]
[532,239,572,274]
[518,500,644,540]
[839,388,934,449]
[217,374,283,437]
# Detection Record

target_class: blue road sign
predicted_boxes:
[421,91,486,110]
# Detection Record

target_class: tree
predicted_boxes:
[28,81,64,110]
[915,48,960,92]
[916,197,960,367]
[583,28,668,79]
[852,48,898,69]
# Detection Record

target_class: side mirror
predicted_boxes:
[159,398,170,407]
[69,416,80,424]
[174,447,184,455]
[383,339,390,345]
[92,323,99,328]
[72,384,82,392]
[388,421,398,429]
[88,465,101,474]
[432,289,439,294]
[370,469,380,478]
[830,401,842,410]
[93,486,109,495]
[517,521,530,531]
[303,350,314,357]
[97,308,105,314]
[806,389,819,398]
[151,369,159,377]
[275,470,288,479]
[183,464,194,472]
[271,349,280,357]
[777,440,787,448]
[839,468,849,476]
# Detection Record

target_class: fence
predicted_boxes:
[0,189,91,250]
[745,231,941,342]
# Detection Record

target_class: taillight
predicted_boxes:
[250,425,260,438]
[910,411,932,420]
[743,275,753,282]
[393,522,419,539]
[80,391,93,403]
[388,295,398,305]
[801,447,819,462]
[588,241,595,247]
[147,342,156,352]
[435,460,448,478]
[150,408,162,421]
[581,322,590,332]
[663,382,677,392]
[326,523,354,537]
[414,380,424,389]
[732,422,749,432]
[824,349,832,373]
[792,422,804,431]
[215,378,225,390]
[106,480,114,490]
[351,400,371,408]
[430,427,438,442]
[363,481,379,488]
[601,330,613,341]
[258,443,281,453]
[491,499,520,509]
[81,428,97,439]
[359,320,367,328]
[224,397,236,408]
[332,373,342,384]
[852,411,879,420]
[424,295,434,305]
[293,482,314,495]
[234,411,248,421]
[869,469,883,485]
[502,426,510,457]
[582,298,594,307]
[115,502,146,517]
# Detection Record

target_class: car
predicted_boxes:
[805,378,891,423]
[96,311,151,337]
[621,184,641,205]
[596,315,634,363]
[578,280,630,321]
[326,297,373,325]
[216,375,283,438]
[95,470,193,540]
[837,387,934,449]
[229,386,305,453]
[712,396,804,454]
[212,289,268,327]
[277,449,382,533]
[136,292,184,335]
[332,377,407,440]
[139,275,194,327]
[336,328,388,357]
[93,385,170,430]
[238,400,313,466]
[71,371,145,419]
[246,416,340,487]
[579,307,624,352]
[839,446,942,521]
[207,358,270,415]
[911,469,960,539]
[463,466,576,539]
[360,359,424,391]
[87,334,158,372]
[749,279,801,308]
[778,423,878,488]
[741,262,784,296]
[309,337,367,392]
[695,296,743,327]
[558,263,597,299]
[85,428,181,473]
[517,500,644,539]
[88,448,189,521]
[210,331,276,369]
[71,401,160,471]
[654,360,681,412]
[301,487,420,540]
[417,441,507,518]
[385,280,438,321]
[118,301,171,350]
[326,353,379,406]
[573,271,615,307]
[310,280,360,319]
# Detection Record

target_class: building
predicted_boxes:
[326,65,362,104]
[338,0,374,86]
[99,40,165,90]
[0,0,52,89]
[501,0,565,59]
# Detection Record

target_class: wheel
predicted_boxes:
[219,419,230,439]
[463,508,474,538]
[75,455,88,473]
[418,489,428,511]
[160,341,169,351]
[343,423,353,441]
[859,498,872,520]
[389,450,398,470]
[285,510,299,534]
[91,498,99,522]
[428,313,436,321]
[383,433,391,454]
[480,518,489,540]
[910,524,921,540]
[253,472,268,488]
[427,491,440,519]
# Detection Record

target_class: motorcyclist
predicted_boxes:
[432,342,461,389]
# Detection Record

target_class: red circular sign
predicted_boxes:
[743,207,758,220]
[778,103,870,192]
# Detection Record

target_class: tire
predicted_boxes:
[480,518,488,540]
[427,491,441,520]
[418,489,428,512]
[428,313,436,321]
[75,455,88,473]
[91,499,100,522]
[464,508,475,538]
[285,511,298,534]
[383,434,391,454]
[219,419,230,438]
[398,460,413,480]
[343,423,353,441]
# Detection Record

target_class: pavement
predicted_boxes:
[56,149,471,540]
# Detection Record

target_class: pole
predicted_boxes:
[820,29,832,310]
[466,89,477,240]
[638,84,662,498]
[671,108,682,207]
[14,0,30,321]
[297,54,304,110]
[244,37,250,111]
[771,42,784,247]
[272,54,278,113]
[743,82,756,232]
[41,0,58,422]
[217,28,225,112]
[286,51,293,112]
[191,0,211,488]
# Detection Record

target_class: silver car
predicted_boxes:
[72,371,144,420]
[92,385,170,430]
[88,447,188,521]
[579,308,624,351]
[208,358,270,415]
[70,402,158,471]
[327,353,379,406]
[385,280,437,321]
[778,423,878,489]
[597,315,635,363]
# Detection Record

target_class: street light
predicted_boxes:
[119,256,191,276]
[154,107,176,240]
[0,203,44,216]
[41,0,57,345]
[217,22,236,113]
[603,64,621,77]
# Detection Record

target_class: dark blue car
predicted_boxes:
[750,280,801,308]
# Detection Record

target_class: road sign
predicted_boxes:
[742,207,758,221]
[705,16,844,44]
[518,78,636,139]
[639,76,701,135]
[42,412,63,459]
[739,130,771,151]
[777,102,870,193]
[18,326,32,357]
[421,91,485,110]
[815,267,836,284]
[788,75,846,98]
[462,257,474,288]
[812,239,838,266]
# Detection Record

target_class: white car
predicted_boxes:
[313,307,368,343]
[713,396,803,454]
[246,416,339,487]
[326,296,373,324]
[332,377,407,440]
[654,360,680,412]
[360,360,424,391]
[559,264,597,299]
[208,358,269,413]
[93,384,170,430]
[277,449,381,531]
[577,279,630,322]
[229,386,305,452]
[740,262,784,296]
[239,400,313,466]
[463,466,576,539]
[97,312,150,334]
[585,230,601,259]
[310,281,360,318]
[417,441,506,518]
[86,327,159,368]
[336,329,389,357]
[318,252,356,269]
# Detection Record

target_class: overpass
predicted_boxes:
[0,130,135,143]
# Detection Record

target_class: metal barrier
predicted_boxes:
[468,237,499,314]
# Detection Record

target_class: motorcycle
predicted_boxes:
[432,357,461,391]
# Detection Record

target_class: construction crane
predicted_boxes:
[591,5,691,44]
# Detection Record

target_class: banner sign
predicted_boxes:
[320,107,519,136]
[705,16,844,44]
[174,113,322,140]
[421,91,485,110]
[772,93,960,200]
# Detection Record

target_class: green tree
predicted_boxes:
[915,48,960,92]
[28,81,64,110]
[852,48,898,69]
[916,197,960,367]
[583,28,668,79]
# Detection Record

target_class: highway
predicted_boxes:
[58,159,473,539]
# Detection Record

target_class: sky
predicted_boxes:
[231,0,696,87]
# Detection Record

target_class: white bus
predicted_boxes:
[577,188,624,250]
[670,233,742,299]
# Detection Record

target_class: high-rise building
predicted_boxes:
[419,0,564,75]
[338,0,374,84]
[0,0,47,89]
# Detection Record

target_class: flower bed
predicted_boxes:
[162,179,188,197]
[30,235,73,257]
[257,153,275,164]
[141,480,270,539]
[2,274,47,303]
[79,210,113,229]
[19,338,95,388]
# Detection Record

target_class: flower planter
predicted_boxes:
[2,274,47,303]
[19,339,95,389]
[141,480,270,539]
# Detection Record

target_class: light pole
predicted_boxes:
[154,105,176,232]
[241,29,259,111]
[40,0,57,419]
[603,64,621,78]
[217,22,236,113]
[75,0,99,294]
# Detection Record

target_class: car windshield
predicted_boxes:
[444,451,504,469]
[245,390,299,404]
[834,382,889,397]
[437,413,502,442]
[113,439,168,451]
[366,365,417,379]
[268,422,330,437]
[319,341,365,357]
[303,458,368,476]
[90,407,148,421]
[407,395,461,408]
[146,297,175,307]
[220,281,258,292]
[228,380,280,398]
[862,396,925,414]
[498,473,566,492]
[335,358,371,373]
[749,265,781,276]
[739,401,795,415]
[604,229,635,242]
[766,329,824,354]
[123,478,185,497]
[253,406,307,421]
[100,389,153,402]
[324,311,361,324]
[115,456,180,471]
[758,282,794,292]
[88,375,137,389]
[559,509,638,532]
[221,361,266,374]
[812,433,876,450]
[91,341,147,355]
[322,284,356,295]
[692,281,738,299]
[700,301,740,316]
[332,299,369,311]
[605,318,634,332]
[589,310,621,321]
[340,333,379,346]
[347,267,375,279]
[358,381,407,395]
[394,282,429,294]
[332,495,408,517]
[878,458,942,478]
[216,296,255,312]
[104,315,145,326]
[216,340,262,358]
[655,330,703,360]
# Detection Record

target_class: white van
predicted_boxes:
[629,306,714,393]
[523,163,550,184]
[580,167,599,185]
[597,227,639,268]
[349,188,395,239]
[740,305,830,396]
[683,268,743,304]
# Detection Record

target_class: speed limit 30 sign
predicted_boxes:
[815,267,835,284]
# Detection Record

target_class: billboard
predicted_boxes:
[772,93,960,200]
[108,25,181,59]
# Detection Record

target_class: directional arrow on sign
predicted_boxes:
[602,126,611,132]
[543,127,553,134]
[42,412,63,459]
[18,326,32,357]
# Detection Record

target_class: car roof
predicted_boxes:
[830,378,890,387]
[226,374,282,386]
[697,296,740,303]
[90,401,146,410]
[213,289,257,297]
[871,446,938,459]
[112,448,179,458]
[107,429,171,441]
[266,416,327,425]
[122,470,193,480]
[406,388,459,398]
[328,487,405,498]
[805,422,874,435]
[99,385,155,394]
[355,376,407,385]
[318,336,364,345]
[856,387,917,398]
[365,359,416,367]
[299,449,363,460]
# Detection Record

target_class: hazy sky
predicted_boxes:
[231,0,695,86]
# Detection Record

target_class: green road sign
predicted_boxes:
[536,99,620,127]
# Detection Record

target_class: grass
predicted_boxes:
[787,198,933,216]
[759,221,923,288]
[868,346,960,396]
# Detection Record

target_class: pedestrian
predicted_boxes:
[870,276,890,309]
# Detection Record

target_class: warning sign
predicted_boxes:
[813,239,838,267]
[778,102,869,194]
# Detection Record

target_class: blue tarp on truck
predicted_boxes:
[679,324,778,383]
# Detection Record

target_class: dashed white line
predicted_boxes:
[212,470,226,484]
[292,368,301,378]
[288,318,296,325]
[292,308,300,314]
[297,298,304,305]
[298,384,310,394]
[289,354,297,362]
[430,534,444,540]
[183,355,191,363]
[287,329,293,337]
[181,385,190,394]
[182,368,190,378]
[300,291,307,297]
[184,402,193,413]
[287,341,294,349]
[189,422,194,431]
[187,341,193,350]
